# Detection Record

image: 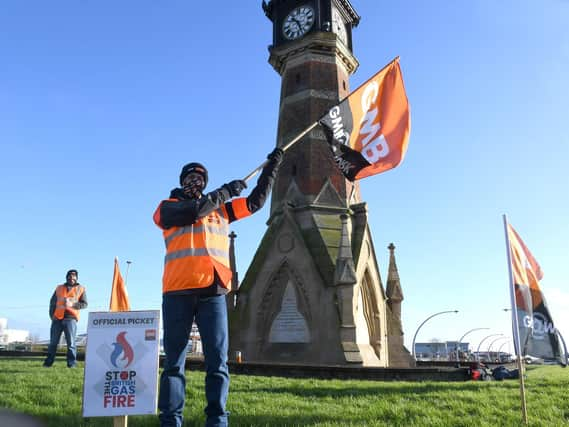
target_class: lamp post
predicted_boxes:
[497,340,511,363]
[411,310,459,360]
[455,327,490,362]
[487,336,509,363]
[125,260,133,287]
[476,333,503,361]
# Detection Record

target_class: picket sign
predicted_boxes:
[82,311,160,420]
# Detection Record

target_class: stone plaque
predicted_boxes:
[268,281,310,343]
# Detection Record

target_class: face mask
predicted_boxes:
[183,176,204,199]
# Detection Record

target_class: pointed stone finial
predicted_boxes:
[334,214,357,286]
[386,242,403,302]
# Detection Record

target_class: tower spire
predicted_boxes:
[385,243,413,367]
[386,243,403,304]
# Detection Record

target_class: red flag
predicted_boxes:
[319,57,411,181]
[109,257,130,311]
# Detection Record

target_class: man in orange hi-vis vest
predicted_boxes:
[153,148,283,427]
[43,269,88,368]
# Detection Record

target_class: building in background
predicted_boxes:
[0,317,30,351]
[414,341,470,361]
[158,323,203,357]
[188,323,203,356]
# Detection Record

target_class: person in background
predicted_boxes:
[153,148,283,427]
[43,269,88,368]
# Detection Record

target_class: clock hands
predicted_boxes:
[285,17,303,38]
[292,18,303,32]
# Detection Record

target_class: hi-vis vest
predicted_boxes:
[54,284,85,320]
[155,197,251,294]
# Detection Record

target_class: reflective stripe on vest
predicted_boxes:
[54,284,84,320]
[165,247,229,263]
[164,222,229,248]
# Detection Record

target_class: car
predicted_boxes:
[523,355,544,364]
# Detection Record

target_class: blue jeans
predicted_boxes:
[159,294,230,427]
[44,318,77,367]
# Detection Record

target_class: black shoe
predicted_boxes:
[43,363,52,367]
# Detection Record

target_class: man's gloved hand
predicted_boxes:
[245,148,283,213]
[261,147,284,180]
[223,180,247,198]
[267,147,284,165]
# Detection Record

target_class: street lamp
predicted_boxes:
[487,336,509,363]
[497,340,512,363]
[411,310,459,360]
[455,327,490,362]
[125,260,133,287]
[476,333,503,361]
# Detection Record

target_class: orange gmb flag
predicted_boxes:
[109,257,130,312]
[506,223,567,364]
[319,56,411,180]
[507,223,544,311]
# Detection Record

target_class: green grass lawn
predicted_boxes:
[1,357,568,426]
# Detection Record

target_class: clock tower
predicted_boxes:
[263,0,359,211]
[229,0,411,367]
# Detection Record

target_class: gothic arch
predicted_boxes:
[359,268,383,359]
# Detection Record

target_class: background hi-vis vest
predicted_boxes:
[158,198,250,293]
[54,284,85,320]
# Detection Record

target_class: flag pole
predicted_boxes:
[112,257,130,427]
[557,330,569,366]
[243,121,319,182]
[503,214,529,425]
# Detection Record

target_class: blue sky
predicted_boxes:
[1,0,567,356]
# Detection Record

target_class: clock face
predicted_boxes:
[332,8,347,45]
[282,5,315,40]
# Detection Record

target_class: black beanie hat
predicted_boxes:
[179,162,208,187]
[66,269,78,278]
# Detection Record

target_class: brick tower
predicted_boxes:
[229,0,409,367]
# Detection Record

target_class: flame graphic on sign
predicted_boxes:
[110,331,134,368]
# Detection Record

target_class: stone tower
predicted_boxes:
[229,0,409,367]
